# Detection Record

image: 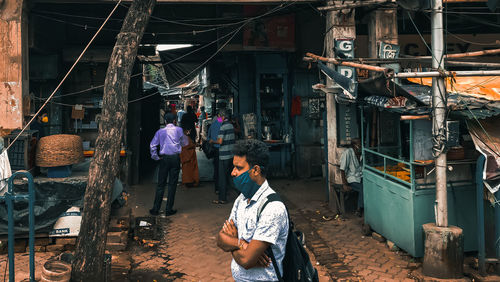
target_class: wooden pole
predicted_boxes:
[71,0,156,280]
[305,53,390,73]
[394,70,500,78]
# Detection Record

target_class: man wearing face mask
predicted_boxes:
[340,138,364,217]
[216,139,288,281]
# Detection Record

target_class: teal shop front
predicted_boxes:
[361,113,478,258]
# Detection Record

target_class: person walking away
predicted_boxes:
[150,113,188,216]
[197,106,207,144]
[207,112,222,194]
[340,138,364,216]
[216,139,288,281]
[176,105,185,124]
[181,105,198,142]
[180,129,199,187]
[210,109,234,204]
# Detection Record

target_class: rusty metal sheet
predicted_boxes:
[408,76,500,101]
[467,116,500,193]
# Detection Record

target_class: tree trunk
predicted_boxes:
[71,0,156,280]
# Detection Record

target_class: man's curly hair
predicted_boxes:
[233,139,269,175]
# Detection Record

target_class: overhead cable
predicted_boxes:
[4,0,123,153]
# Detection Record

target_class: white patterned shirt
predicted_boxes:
[229,181,289,282]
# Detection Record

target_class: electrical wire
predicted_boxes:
[35,9,250,23]
[33,13,219,35]
[36,23,242,101]
[3,0,123,153]
[445,31,500,47]
[129,0,298,103]
[34,1,297,101]
[129,22,246,104]
[420,12,500,47]
[430,10,500,15]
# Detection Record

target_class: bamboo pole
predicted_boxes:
[394,70,500,78]
[305,52,390,73]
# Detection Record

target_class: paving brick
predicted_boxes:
[25,245,46,252]
[35,238,51,246]
[106,242,126,251]
[55,237,76,245]
[45,244,65,252]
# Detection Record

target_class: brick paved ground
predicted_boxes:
[0,152,483,281]
[0,251,57,281]
[129,178,332,282]
[271,178,421,281]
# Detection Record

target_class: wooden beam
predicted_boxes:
[318,0,391,11]
[34,0,317,3]
[304,53,391,73]
[394,70,500,78]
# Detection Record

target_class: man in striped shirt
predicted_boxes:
[210,108,235,204]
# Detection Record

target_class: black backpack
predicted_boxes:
[257,193,319,282]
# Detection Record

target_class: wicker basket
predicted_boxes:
[36,134,84,167]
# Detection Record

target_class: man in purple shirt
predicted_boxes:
[150,112,188,216]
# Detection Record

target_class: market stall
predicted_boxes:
[361,112,478,257]
[358,76,500,257]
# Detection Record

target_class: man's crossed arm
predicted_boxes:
[216,219,271,270]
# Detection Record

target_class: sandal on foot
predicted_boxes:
[212,200,227,204]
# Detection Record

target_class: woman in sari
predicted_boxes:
[180,129,199,187]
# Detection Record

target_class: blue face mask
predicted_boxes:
[233,169,260,199]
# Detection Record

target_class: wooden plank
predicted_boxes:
[34,0,317,3]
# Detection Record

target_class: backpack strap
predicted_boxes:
[267,245,284,282]
[257,193,285,282]
[257,193,282,220]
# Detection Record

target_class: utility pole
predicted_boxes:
[422,0,464,279]
[324,1,356,212]
[431,0,448,228]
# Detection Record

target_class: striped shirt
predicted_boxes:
[218,121,235,160]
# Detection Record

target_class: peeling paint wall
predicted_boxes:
[0,0,27,134]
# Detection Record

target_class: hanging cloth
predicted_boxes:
[291,96,302,117]
[0,149,12,195]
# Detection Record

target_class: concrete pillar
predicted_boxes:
[0,0,29,133]
[422,223,464,279]
[325,1,355,211]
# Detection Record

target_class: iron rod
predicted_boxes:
[476,155,486,275]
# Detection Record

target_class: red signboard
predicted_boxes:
[242,6,295,50]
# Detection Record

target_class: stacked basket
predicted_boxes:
[36,134,84,167]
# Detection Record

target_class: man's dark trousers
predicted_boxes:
[152,154,180,213]
[218,158,233,202]
[213,148,220,193]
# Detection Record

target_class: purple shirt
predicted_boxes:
[150,124,188,160]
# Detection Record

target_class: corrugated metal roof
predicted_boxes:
[407,76,500,101]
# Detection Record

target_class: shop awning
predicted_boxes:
[407,76,500,101]
[467,116,500,194]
